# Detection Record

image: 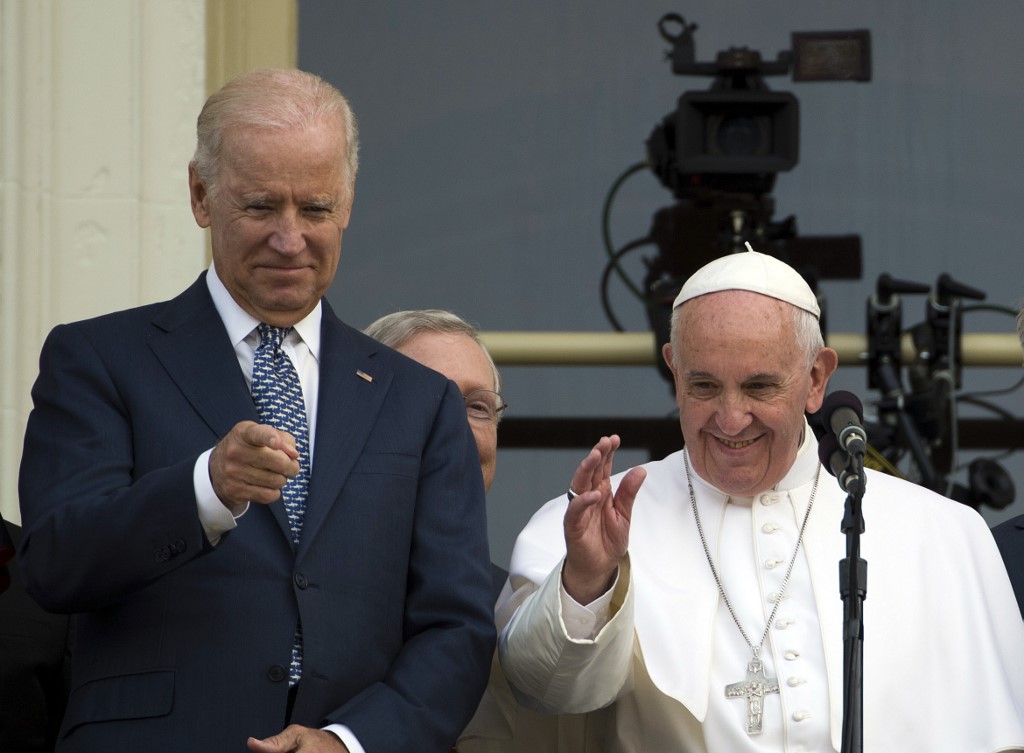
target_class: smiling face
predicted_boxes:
[663,289,837,496]
[189,117,352,327]
[396,331,499,492]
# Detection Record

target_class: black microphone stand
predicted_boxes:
[818,422,867,753]
[838,451,866,753]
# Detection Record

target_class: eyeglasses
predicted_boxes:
[463,389,508,424]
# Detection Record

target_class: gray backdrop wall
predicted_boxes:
[299,0,1024,569]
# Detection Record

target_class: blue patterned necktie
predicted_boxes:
[251,323,310,685]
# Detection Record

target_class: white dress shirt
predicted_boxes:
[190,264,365,753]
[192,263,321,542]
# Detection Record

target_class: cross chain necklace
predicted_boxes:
[683,451,821,735]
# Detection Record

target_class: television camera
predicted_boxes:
[618,14,870,379]
[597,13,1019,512]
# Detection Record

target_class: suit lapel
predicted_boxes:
[148,286,396,554]
[148,275,258,439]
[147,275,292,542]
[297,308,393,559]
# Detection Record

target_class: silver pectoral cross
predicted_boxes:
[725,656,780,734]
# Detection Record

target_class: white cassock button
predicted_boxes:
[792,710,811,722]
[765,558,783,569]
[775,618,795,629]
[762,523,779,534]
[787,676,806,687]
[759,494,778,506]
[784,650,800,660]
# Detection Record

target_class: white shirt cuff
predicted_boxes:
[193,448,247,545]
[558,568,619,640]
[324,723,365,753]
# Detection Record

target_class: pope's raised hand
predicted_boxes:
[561,435,646,605]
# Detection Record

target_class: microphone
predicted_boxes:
[817,431,863,495]
[821,390,867,459]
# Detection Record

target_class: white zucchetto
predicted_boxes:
[672,247,820,319]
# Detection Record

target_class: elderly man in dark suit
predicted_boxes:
[364,309,508,598]
[17,69,494,753]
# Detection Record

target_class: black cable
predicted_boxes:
[961,303,1020,317]
[954,393,1023,466]
[600,238,655,331]
[957,391,1023,418]
[600,237,655,331]
[957,373,1024,400]
[601,161,651,301]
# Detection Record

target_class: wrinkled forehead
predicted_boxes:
[682,288,795,329]
[399,332,495,388]
[673,290,804,364]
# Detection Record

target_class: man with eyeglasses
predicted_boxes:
[364,309,505,502]
[365,309,569,753]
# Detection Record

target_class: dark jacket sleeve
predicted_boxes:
[321,380,496,750]
[18,322,213,614]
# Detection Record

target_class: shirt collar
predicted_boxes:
[774,419,821,491]
[205,262,322,359]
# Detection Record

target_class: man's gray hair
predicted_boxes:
[192,68,359,201]
[365,309,502,394]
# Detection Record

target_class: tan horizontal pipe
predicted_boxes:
[479,331,1024,367]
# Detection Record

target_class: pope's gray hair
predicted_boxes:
[669,297,824,373]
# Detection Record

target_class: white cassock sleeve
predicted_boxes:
[498,556,635,714]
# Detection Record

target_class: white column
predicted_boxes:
[0,0,208,524]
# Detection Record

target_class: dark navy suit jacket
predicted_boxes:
[17,274,495,752]
[993,513,1024,620]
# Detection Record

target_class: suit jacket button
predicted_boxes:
[293,572,308,589]
[173,538,187,553]
[155,547,169,562]
[267,665,287,683]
